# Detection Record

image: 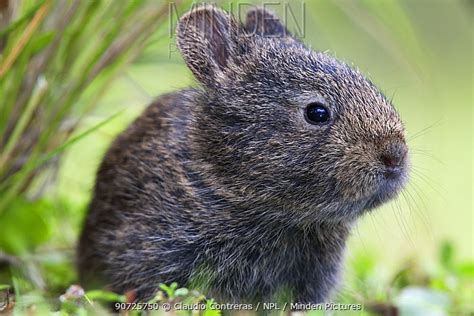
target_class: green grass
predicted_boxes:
[0,0,172,215]
[0,0,180,312]
[0,0,472,315]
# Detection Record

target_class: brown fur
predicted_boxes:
[78,6,409,303]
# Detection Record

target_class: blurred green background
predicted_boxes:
[0,0,472,314]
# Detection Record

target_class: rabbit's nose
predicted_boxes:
[380,141,407,175]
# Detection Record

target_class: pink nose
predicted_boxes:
[381,142,407,171]
[381,154,402,168]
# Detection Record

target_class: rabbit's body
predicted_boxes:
[79,90,347,302]
[79,7,409,303]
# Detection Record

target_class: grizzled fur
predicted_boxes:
[78,7,409,303]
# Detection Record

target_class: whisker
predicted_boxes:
[369,212,383,245]
[397,195,415,249]
[354,223,368,254]
[410,168,444,196]
[390,197,410,245]
[405,182,433,239]
[409,149,444,165]
[407,119,443,142]
[400,189,419,248]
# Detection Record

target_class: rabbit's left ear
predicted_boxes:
[176,6,240,87]
[244,8,292,38]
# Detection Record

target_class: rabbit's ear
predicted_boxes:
[177,6,239,86]
[244,8,292,38]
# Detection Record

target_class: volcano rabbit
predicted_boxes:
[78,6,409,304]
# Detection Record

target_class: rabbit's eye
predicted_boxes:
[305,103,330,124]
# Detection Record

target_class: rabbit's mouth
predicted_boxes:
[364,164,410,211]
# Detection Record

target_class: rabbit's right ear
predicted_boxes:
[244,8,292,38]
[176,6,239,87]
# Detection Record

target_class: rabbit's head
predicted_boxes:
[177,6,409,223]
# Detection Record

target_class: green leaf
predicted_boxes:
[440,241,454,269]
[85,290,125,303]
[204,299,221,316]
[30,31,56,55]
[352,252,376,281]
[456,262,474,278]
[159,282,178,299]
[0,198,52,253]
[174,287,189,297]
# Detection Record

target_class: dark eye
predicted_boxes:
[305,103,330,124]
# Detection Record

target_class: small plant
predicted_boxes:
[55,283,219,316]
[339,241,474,315]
